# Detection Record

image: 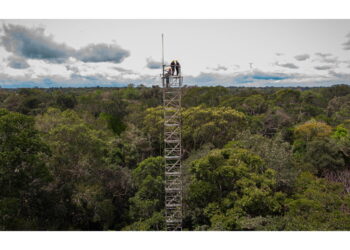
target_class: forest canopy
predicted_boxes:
[1,84,350,230]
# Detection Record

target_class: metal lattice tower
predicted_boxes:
[162,70,183,231]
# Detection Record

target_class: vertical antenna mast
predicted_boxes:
[162,34,164,66]
[162,34,164,77]
[161,35,183,231]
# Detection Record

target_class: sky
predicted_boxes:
[0,19,350,88]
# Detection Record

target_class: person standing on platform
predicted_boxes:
[170,60,181,76]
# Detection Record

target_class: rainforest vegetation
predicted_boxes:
[2,84,350,230]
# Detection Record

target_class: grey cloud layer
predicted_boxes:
[294,54,310,61]
[0,67,349,88]
[185,69,350,88]
[276,62,299,69]
[0,24,130,64]
[185,70,296,86]
[314,65,333,70]
[315,52,332,58]
[113,66,135,74]
[322,57,339,64]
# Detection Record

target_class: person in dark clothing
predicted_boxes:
[170,60,181,76]
[175,61,181,76]
[170,60,176,75]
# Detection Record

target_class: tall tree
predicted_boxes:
[0,109,51,230]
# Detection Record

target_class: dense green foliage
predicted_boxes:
[1,84,350,230]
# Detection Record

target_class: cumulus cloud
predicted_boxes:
[113,66,135,74]
[7,56,29,69]
[294,54,310,61]
[314,65,333,70]
[276,62,299,69]
[76,44,130,63]
[146,57,163,69]
[0,24,130,64]
[1,24,72,63]
[322,57,339,64]
[343,33,350,50]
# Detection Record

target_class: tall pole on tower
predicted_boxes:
[162,34,164,65]
[162,34,165,77]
